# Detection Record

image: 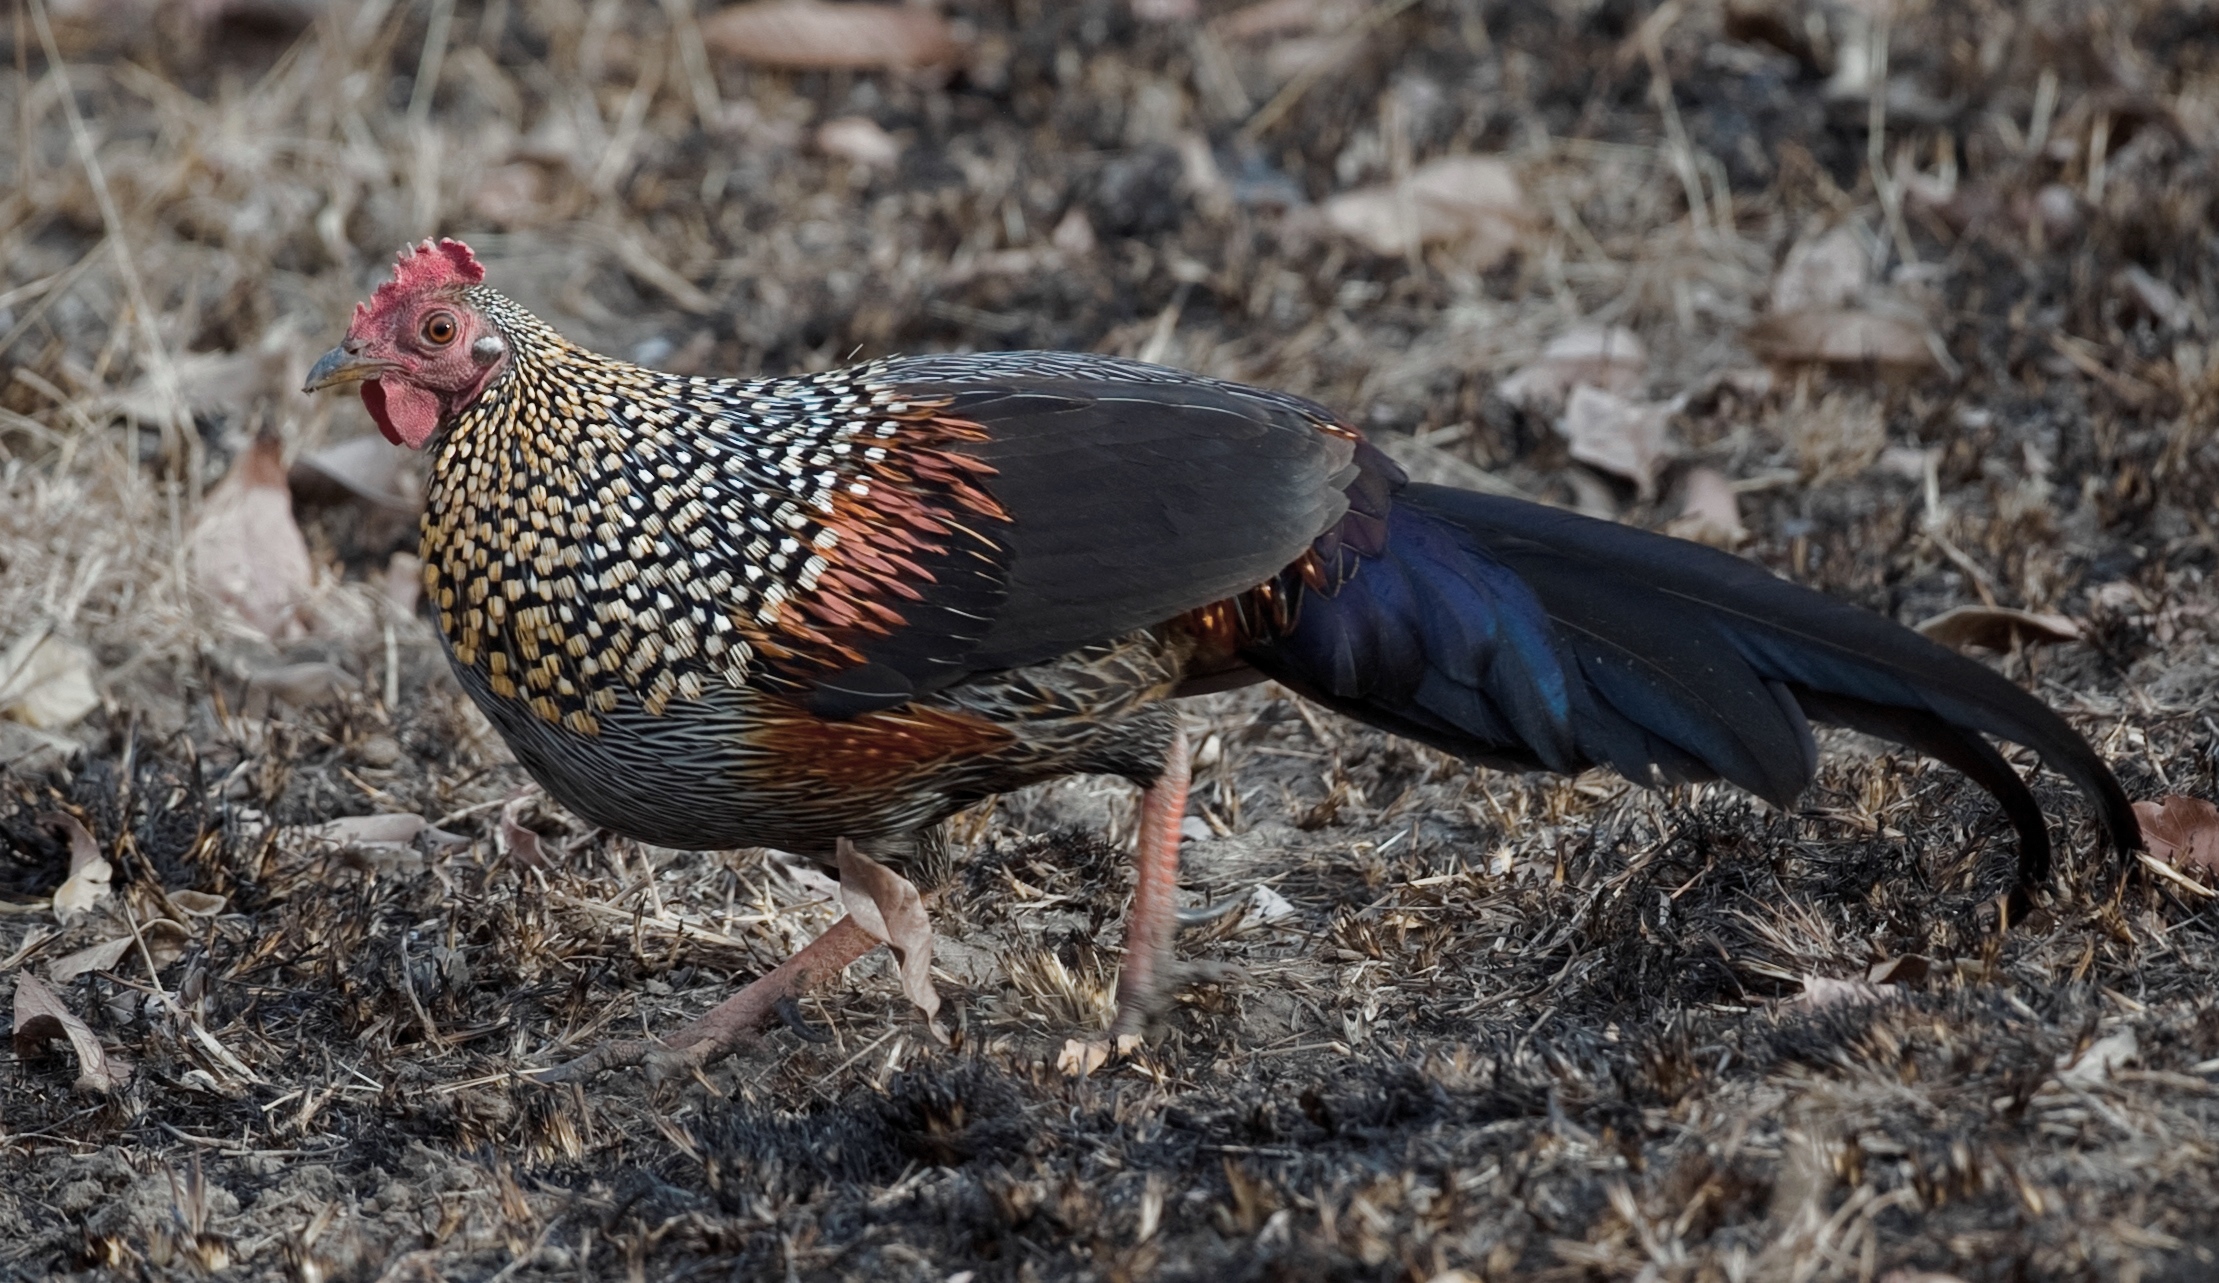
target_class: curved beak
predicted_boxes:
[303,344,389,394]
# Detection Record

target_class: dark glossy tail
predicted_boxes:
[1242,483,2138,891]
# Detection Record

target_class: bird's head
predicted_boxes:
[303,238,510,448]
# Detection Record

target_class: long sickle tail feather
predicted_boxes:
[1240,482,2138,890]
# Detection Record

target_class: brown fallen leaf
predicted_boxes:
[384,552,425,617]
[1744,309,1938,371]
[1214,0,1363,39]
[1495,324,1647,412]
[1914,605,2083,653]
[44,812,110,926]
[1057,1037,1111,1077]
[191,436,314,639]
[13,972,129,1093]
[241,662,357,718]
[1865,955,1931,986]
[1321,155,1531,262]
[1557,386,1677,499]
[289,434,415,510]
[1769,224,1869,314]
[816,116,902,168]
[141,917,192,970]
[836,837,943,1033]
[1663,466,1747,548]
[1050,207,1097,255]
[47,935,135,984]
[500,794,556,870]
[468,162,552,230]
[0,627,100,730]
[2134,796,2219,876]
[700,2,960,70]
[1787,974,1898,1012]
[1129,0,1198,21]
[169,890,227,917]
[304,813,464,849]
[2057,1028,2138,1087]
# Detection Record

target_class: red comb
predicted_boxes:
[353,238,485,324]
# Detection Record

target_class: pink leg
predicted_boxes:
[666,916,879,1051]
[1112,727,1191,1038]
[542,916,880,1083]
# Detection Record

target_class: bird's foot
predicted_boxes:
[536,841,944,1083]
[536,914,880,1084]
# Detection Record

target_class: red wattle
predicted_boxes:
[361,380,404,446]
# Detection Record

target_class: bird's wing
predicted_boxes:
[791,353,1357,716]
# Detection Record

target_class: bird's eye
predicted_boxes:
[421,311,458,346]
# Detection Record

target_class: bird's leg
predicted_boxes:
[1111,725,1191,1038]
[540,915,880,1084]
[540,840,942,1083]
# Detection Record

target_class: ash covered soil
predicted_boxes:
[5,1,2219,1280]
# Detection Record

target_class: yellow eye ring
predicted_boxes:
[422,311,458,345]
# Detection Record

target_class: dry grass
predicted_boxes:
[5,0,2219,1279]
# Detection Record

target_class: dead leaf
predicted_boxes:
[191,437,314,639]
[296,813,464,855]
[468,162,551,229]
[384,552,425,617]
[1557,385,1677,498]
[768,853,840,902]
[169,890,227,917]
[500,795,555,870]
[1051,207,1097,255]
[817,116,902,168]
[836,838,943,1031]
[1129,0,1199,21]
[44,812,110,926]
[1744,309,1938,370]
[1769,224,1869,314]
[289,434,415,510]
[1496,324,1647,412]
[13,972,128,1093]
[1788,974,1898,1012]
[1374,434,1525,498]
[142,917,192,970]
[241,662,356,718]
[48,935,134,984]
[1241,884,1298,929]
[0,721,80,775]
[319,814,432,845]
[2057,1028,2138,1087]
[1663,467,1747,548]
[1865,955,1931,986]
[1878,1273,1972,1283]
[1321,155,1531,261]
[1215,0,1362,40]
[700,2,960,70]
[0,628,100,730]
[2134,796,2219,876]
[1914,605,2083,652]
[1057,1037,1112,1077]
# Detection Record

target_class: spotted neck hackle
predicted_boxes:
[420,286,1006,740]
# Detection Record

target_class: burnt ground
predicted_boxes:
[5,1,2219,1279]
